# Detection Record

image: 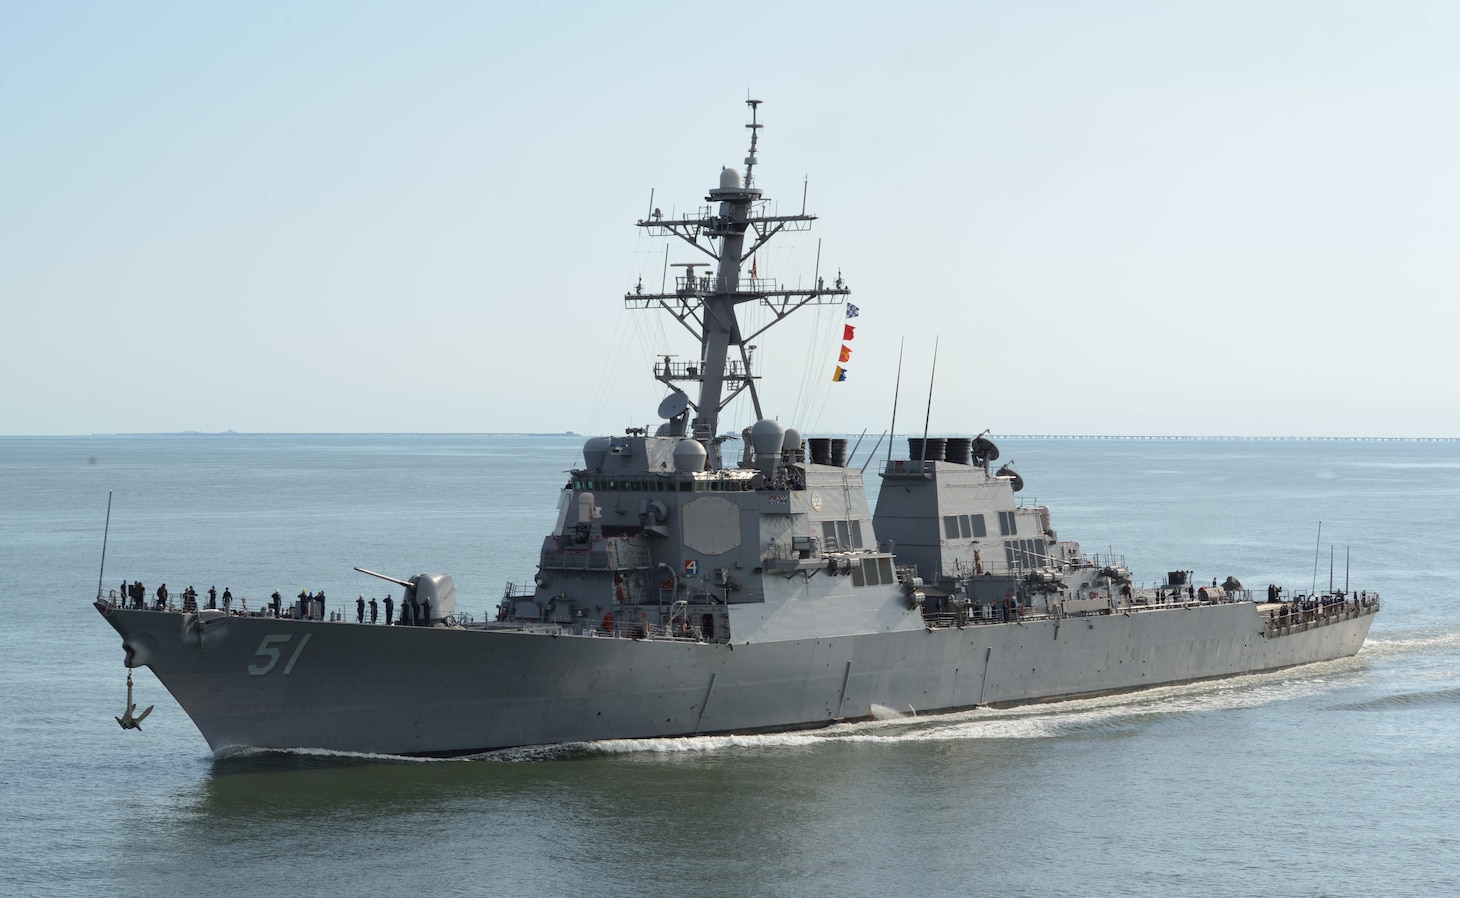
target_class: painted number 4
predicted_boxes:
[247,633,312,676]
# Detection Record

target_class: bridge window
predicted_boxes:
[862,558,881,586]
[1003,538,1047,570]
[946,514,985,540]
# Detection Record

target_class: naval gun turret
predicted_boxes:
[355,566,457,625]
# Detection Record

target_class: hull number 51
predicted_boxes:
[247,633,313,676]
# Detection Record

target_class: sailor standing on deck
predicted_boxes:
[208,586,217,609]
[369,596,378,624]
[155,583,168,610]
[222,587,233,612]
[421,597,432,627]
[357,595,365,623]
[271,590,282,618]
[383,594,394,626]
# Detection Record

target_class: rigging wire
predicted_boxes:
[806,305,843,435]
[586,228,664,434]
[796,281,844,433]
[784,236,834,428]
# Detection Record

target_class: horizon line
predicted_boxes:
[2,432,1458,443]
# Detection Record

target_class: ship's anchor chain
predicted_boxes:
[115,671,154,731]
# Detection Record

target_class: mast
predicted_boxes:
[625,100,849,468]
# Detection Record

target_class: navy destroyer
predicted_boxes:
[95,101,1380,756]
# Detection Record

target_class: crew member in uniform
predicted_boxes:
[383,594,394,626]
[369,596,378,624]
[357,595,365,623]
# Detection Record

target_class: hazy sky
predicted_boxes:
[4,2,1458,437]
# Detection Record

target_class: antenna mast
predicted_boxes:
[918,337,940,464]
[887,339,904,466]
[626,100,850,468]
[743,99,762,188]
[97,490,113,601]
[1311,521,1323,595]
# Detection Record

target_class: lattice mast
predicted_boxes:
[626,100,850,469]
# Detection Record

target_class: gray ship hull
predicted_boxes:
[96,600,1376,756]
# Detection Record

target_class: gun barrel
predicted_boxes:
[354,566,413,589]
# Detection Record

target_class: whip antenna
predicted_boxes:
[918,337,940,465]
[1311,521,1323,595]
[97,490,113,601]
[887,339,904,466]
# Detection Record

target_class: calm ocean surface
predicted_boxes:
[1,434,1456,897]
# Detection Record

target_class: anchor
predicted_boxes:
[115,672,154,731]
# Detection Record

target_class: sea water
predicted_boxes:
[1,434,1456,898]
